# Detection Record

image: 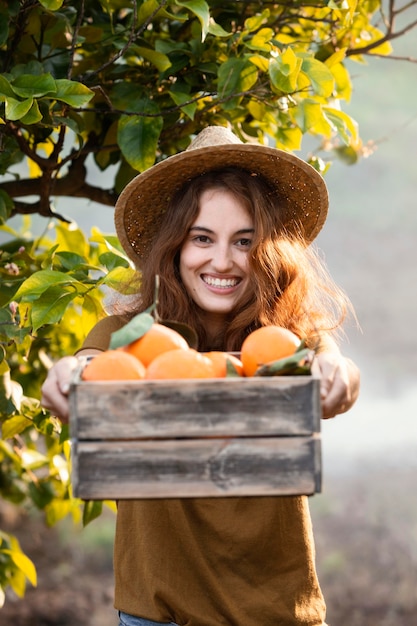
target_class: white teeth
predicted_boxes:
[203,276,239,288]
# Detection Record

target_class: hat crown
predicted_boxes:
[187,126,242,151]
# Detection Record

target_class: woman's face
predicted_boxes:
[179,188,254,328]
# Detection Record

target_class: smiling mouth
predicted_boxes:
[202,275,241,289]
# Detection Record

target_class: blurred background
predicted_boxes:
[2,30,416,626]
[311,30,417,625]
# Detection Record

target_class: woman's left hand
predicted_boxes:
[312,352,360,419]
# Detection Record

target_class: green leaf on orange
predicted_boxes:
[109,312,154,349]
[254,347,314,376]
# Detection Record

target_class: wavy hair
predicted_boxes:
[121,168,352,351]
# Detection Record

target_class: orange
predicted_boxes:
[123,322,189,367]
[146,348,217,380]
[240,325,301,376]
[82,350,146,381]
[204,351,244,377]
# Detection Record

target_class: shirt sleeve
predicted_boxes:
[76,315,127,353]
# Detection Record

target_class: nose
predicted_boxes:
[211,243,234,272]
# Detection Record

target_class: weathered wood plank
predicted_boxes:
[72,436,321,500]
[70,376,320,440]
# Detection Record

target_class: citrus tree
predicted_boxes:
[0,0,416,605]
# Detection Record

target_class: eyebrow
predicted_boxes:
[189,226,255,235]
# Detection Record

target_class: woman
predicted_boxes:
[42,126,360,626]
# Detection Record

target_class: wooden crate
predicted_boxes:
[69,375,321,500]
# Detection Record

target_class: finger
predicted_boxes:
[41,357,79,422]
[321,373,350,418]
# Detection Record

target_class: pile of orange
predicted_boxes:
[81,323,300,381]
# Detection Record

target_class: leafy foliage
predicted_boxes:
[0,0,416,606]
[1,0,415,221]
[0,219,127,603]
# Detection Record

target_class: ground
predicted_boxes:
[1,504,117,626]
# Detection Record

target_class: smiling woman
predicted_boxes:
[179,185,254,333]
[41,125,360,626]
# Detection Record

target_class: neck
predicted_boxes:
[201,312,228,350]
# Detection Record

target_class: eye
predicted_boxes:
[193,234,212,244]
[190,233,212,246]
[236,237,252,248]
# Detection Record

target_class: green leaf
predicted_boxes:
[39,0,64,9]
[118,109,163,172]
[0,189,13,223]
[11,74,56,98]
[12,270,81,302]
[244,9,271,34]
[138,0,182,24]
[175,0,210,41]
[55,222,89,257]
[169,90,197,120]
[103,266,140,293]
[207,21,230,38]
[225,356,241,377]
[301,57,335,97]
[98,251,129,271]
[56,113,85,139]
[334,144,360,165]
[269,49,302,93]
[83,500,103,526]
[1,415,30,439]
[59,423,70,444]
[5,97,33,121]
[294,99,333,137]
[29,480,55,508]
[254,348,314,377]
[109,312,154,349]
[330,61,352,101]
[44,498,73,526]
[90,230,125,255]
[54,79,94,107]
[325,48,348,68]
[2,548,37,588]
[245,28,274,52]
[81,293,106,335]
[134,46,172,73]
[276,126,303,151]
[20,99,43,125]
[218,58,258,109]
[54,251,95,271]
[323,106,359,144]
[0,75,16,99]
[31,287,77,332]
[362,26,393,57]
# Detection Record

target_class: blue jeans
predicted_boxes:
[118,611,178,626]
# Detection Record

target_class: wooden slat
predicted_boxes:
[70,376,320,440]
[72,436,321,500]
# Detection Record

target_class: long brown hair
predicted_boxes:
[121,168,352,351]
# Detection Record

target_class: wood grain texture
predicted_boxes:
[72,436,322,500]
[70,376,321,440]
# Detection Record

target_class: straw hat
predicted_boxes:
[114,126,328,267]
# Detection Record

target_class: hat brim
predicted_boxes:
[115,143,328,267]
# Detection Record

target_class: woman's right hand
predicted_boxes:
[41,350,100,423]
